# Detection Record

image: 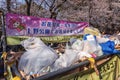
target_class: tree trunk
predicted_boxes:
[50,12,57,19]
[6,0,11,12]
[25,0,32,16]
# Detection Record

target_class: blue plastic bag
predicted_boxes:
[99,40,120,54]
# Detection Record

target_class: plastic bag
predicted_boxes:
[96,36,109,43]
[83,34,103,56]
[99,40,120,54]
[51,43,79,71]
[71,39,84,51]
[84,27,101,36]
[77,51,92,59]
[18,37,58,76]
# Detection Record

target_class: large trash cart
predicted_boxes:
[0,12,120,80]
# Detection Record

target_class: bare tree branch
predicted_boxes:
[38,0,44,10]
[44,0,50,7]
[50,0,56,9]
[54,0,67,12]
[50,0,67,19]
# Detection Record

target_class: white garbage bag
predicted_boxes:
[18,37,58,76]
[71,39,84,51]
[83,34,103,56]
[96,36,109,43]
[51,43,80,71]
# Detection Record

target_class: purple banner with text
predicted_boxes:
[6,13,88,36]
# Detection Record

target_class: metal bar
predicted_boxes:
[33,54,113,80]
[0,8,7,78]
[0,9,7,52]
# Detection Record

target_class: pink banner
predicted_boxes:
[6,13,88,36]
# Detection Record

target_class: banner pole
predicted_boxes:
[1,11,7,52]
[0,9,7,77]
